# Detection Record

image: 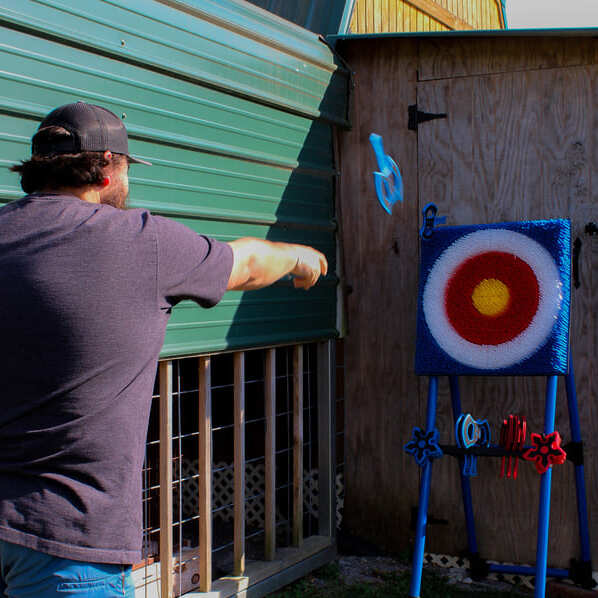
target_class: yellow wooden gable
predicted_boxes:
[349,0,505,32]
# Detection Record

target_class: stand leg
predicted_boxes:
[449,375,479,557]
[535,375,558,598]
[410,376,439,598]
[565,361,592,565]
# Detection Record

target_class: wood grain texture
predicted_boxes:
[159,361,173,598]
[335,35,598,567]
[198,356,212,591]
[376,0,383,32]
[293,345,304,548]
[577,64,598,570]
[335,38,422,553]
[416,58,597,565]
[349,0,500,33]
[405,0,472,29]
[210,536,334,598]
[264,348,276,561]
[418,59,595,566]
[419,37,598,81]
[233,352,245,576]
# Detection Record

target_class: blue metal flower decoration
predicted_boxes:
[405,427,443,467]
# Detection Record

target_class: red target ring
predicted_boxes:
[422,228,563,370]
[444,251,540,345]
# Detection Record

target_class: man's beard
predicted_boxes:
[100,180,128,210]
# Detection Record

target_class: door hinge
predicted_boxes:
[408,104,447,131]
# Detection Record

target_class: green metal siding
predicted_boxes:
[0,0,349,357]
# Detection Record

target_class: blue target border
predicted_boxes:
[415,219,571,376]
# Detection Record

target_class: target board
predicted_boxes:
[415,219,571,375]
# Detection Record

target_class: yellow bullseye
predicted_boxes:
[471,278,510,316]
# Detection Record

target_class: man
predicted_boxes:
[0,102,327,597]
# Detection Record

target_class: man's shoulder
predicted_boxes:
[0,195,156,241]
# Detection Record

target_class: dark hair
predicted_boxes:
[11,126,127,193]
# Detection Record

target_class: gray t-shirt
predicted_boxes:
[0,194,233,564]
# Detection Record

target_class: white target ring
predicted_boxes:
[422,229,564,370]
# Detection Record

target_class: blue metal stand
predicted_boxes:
[565,361,592,566]
[407,363,593,598]
[535,375,558,598]
[449,376,478,556]
[409,376,438,598]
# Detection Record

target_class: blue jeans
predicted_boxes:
[0,541,134,597]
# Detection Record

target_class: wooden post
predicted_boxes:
[234,352,246,576]
[159,360,173,598]
[317,340,336,538]
[198,356,212,591]
[264,348,276,560]
[293,345,303,548]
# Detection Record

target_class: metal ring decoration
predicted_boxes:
[499,415,527,479]
[455,413,491,476]
[456,413,484,448]
[421,227,565,371]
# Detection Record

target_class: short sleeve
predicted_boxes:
[153,215,233,309]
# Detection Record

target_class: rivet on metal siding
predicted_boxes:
[120,39,126,46]
[121,113,127,120]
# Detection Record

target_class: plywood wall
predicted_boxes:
[335,38,422,553]
[336,36,598,568]
[349,0,504,33]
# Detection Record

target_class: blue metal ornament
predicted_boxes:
[405,426,443,467]
[369,133,403,214]
[420,203,446,240]
[455,413,491,476]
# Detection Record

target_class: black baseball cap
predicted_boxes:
[32,101,151,165]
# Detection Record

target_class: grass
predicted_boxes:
[268,562,530,598]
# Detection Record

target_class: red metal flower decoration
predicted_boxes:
[522,431,567,474]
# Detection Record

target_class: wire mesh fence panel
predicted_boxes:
[136,342,338,597]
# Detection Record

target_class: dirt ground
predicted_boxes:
[268,554,533,597]
[336,555,528,593]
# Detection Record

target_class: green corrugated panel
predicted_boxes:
[0,0,350,126]
[0,0,348,357]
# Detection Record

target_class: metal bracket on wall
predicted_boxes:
[408,104,447,131]
[410,506,448,530]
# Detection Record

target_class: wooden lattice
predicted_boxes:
[177,460,344,528]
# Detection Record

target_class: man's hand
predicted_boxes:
[227,238,328,291]
[291,246,328,289]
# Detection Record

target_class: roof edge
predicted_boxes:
[327,27,598,44]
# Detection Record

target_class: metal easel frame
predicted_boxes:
[408,359,592,598]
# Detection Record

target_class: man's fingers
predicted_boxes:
[292,268,319,290]
[291,247,328,290]
[293,277,311,290]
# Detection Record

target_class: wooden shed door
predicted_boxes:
[414,66,598,564]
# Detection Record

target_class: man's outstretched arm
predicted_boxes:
[226,238,328,291]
